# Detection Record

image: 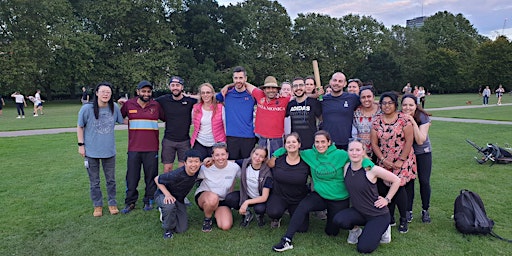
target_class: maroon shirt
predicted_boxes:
[121,98,163,152]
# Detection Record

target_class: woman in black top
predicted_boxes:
[267,132,310,229]
[333,138,400,253]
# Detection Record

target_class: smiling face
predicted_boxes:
[348,140,365,163]
[285,134,301,153]
[212,147,229,168]
[169,81,183,97]
[280,83,292,97]
[199,84,214,104]
[264,87,279,99]
[95,85,112,104]
[305,78,315,94]
[251,148,267,165]
[184,157,201,175]
[233,71,247,90]
[137,86,152,102]
[401,97,417,116]
[347,82,360,95]
[292,80,306,97]
[359,89,374,108]
[380,96,396,115]
[314,134,331,154]
[329,73,347,95]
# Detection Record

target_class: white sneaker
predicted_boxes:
[22,116,25,118]
[347,227,363,244]
[380,225,391,244]
[16,116,21,119]
[33,114,38,117]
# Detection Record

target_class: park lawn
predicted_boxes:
[1,93,510,132]
[429,105,512,122]
[1,122,512,255]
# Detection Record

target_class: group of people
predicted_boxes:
[76,66,433,254]
[402,82,427,108]
[5,90,44,118]
[481,84,506,105]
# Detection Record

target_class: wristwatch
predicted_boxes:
[78,142,85,146]
[385,197,391,203]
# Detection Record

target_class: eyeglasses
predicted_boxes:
[212,142,227,149]
[200,91,213,95]
[291,83,305,88]
[348,137,363,143]
[381,101,395,106]
[348,78,361,83]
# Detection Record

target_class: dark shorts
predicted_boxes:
[194,191,229,211]
[226,136,256,160]
[161,138,190,164]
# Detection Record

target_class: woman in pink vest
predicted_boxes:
[191,83,226,160]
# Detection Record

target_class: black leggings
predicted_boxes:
[284,192,349,239]
[333,208,390,253]
[224,191,266,215]
[406,152,432,211]
[378,179,407,221]
[266,193,308,232]
[16,103,25,115]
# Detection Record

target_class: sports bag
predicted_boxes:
[454,189,512,242]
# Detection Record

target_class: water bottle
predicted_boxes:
[84,158,89,169]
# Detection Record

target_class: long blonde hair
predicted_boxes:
[198,83,218,115]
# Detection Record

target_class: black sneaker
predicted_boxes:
[272,237,293,252]
[406,211,413,223]
[202,218,213,232]
[163,230,173,239]
[121,204,135,214]
[390,216,396,226]
[240,211,254,227]
[257,214,265,227]
[422,210,431,223]
[398,218,409,233]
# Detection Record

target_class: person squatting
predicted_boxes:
[78,67,432,254]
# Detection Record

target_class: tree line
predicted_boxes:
[1,0,511,100]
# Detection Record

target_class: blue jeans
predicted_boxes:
[86,156,117,207]
[256,134,283,157]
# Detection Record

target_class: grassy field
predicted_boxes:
[1,95,512,255]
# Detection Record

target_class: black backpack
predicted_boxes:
[454,189,511,242]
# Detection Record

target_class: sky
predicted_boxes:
[217,0,512,40]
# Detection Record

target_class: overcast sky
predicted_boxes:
[217,0,512,39]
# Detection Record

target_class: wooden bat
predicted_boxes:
[312,60,322,92]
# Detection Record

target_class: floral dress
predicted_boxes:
[353,103,382,157]
[372,112,416,186]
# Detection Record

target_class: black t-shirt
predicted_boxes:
[155,166,199,203]
[286,97,322,149]
[271,156,310,204]
[156,94,197,141]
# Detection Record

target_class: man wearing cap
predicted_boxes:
[243,76,291,156]
[156,76,198,172]
[216,66,257,160]
[321,72,360,150]
[120,80,165,214]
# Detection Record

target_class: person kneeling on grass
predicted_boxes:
[154,150,202,239]
[332,139,400,253]
[195,142,241,232]
[223,146,272,228]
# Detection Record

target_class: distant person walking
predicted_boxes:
[11,91,27,118]
[482,86,491,105]
[496,84,505,105]
[81,87,89,104]
[34,89,44,115]
[77,82,124,217]
[0,95,5,117]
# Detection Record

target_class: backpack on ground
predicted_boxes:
[454,189,512,242]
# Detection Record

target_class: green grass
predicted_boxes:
[430,105,512,122]
[1,96,512,255]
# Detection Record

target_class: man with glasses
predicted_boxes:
[320,72,361,150]
[286,77,322,150]
[156,76,198,172]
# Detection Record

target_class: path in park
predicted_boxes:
[0,103,511,138]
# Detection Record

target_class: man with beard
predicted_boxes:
[321,72,360,150]
[286,77,322,150]
[216,66,256,160]
[243,76,291,156]
[120,80,165,213]
[157,76,197,172]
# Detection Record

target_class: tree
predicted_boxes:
[474,36,512,91]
